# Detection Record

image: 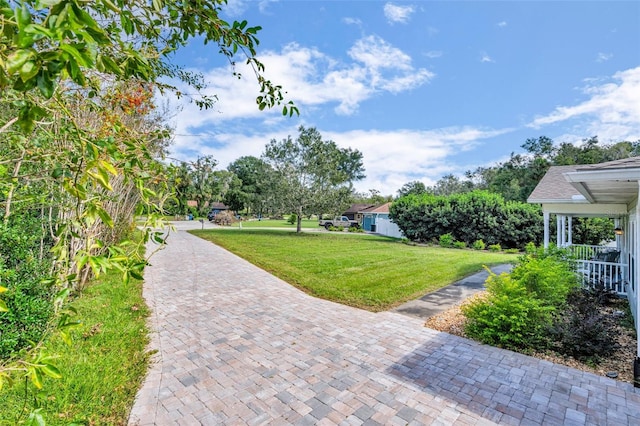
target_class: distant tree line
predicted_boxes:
[165,126,365,233]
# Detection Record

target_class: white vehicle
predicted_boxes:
[318,216,359,230]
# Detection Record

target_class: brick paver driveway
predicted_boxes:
[129,227,640,425]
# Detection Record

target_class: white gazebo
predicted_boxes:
[528,157,640,383]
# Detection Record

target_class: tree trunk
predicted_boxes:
[3,150,25,224]
[297,207,303,233]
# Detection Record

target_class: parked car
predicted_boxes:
[318,216,360,230]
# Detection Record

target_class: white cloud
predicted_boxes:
[383,3,415,24]
[596,52,613,63]
[497,21,507,27]
[480,52,494,63]
[258,0,278,14]
[343,17,362,26]
[222,0,248,17]
[424,50,443,59]
[163,36,434,133]
[168,125,512,195]
[529,67,640,143]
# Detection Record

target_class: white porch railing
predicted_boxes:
[569,244,626,295]
[566,244,610,260]
[576,260,627,295]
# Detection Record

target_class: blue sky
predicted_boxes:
[164,1,640,196]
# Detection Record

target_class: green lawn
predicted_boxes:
[190,229,519,311]
[237,218,320,228]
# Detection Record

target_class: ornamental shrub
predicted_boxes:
[439,233,454,248]
[453,241,466,249]
[472,239,485,250]
[550,288,617,360]
[525,242,537,254]
[510,255,579,308]
[463,251,580,352]
[488,244,501,252]
[463,272,553,350]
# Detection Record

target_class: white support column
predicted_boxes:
[556,215,562,247]
[636,184,640,362]
[544,211,550,248]
[567,216,573,246]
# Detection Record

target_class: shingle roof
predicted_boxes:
[575,156,640,171]
[360,202,391,214]
[527,165,582,203]
[343,204,375,214]
[209,202,229,209]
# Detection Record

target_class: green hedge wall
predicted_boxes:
[390,190,543,249]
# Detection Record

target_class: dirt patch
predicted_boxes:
[424,292,638,385]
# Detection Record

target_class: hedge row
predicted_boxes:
[390,190,543,249]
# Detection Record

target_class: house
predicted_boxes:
[342,204,375,224]
[528,157,640,380]
[207,202,230,219]
[360,203,391,232]
[359,203,405,238]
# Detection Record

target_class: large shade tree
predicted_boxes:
[227,156,274,216]
[263,126,365,232]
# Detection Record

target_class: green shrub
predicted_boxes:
[463,251,580,352]
[550,288,617,361]
[0,215,55,359]
[287,214,297,225]
[439,233,454,248]
[463,273,553,350]
[504,248,520,254]
[453,241,466,249]
[472,239,485,250]
[0,276,55,358]
[488,243,501,252]
[510,255,578,307]
[525,242,537,254]
[348,226,364,233]
[390,190,543,248]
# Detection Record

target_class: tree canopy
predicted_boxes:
[262,126,365,232]
[226,156,274,216]
[397,180,427,198]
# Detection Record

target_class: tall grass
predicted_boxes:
[0,271,150,425]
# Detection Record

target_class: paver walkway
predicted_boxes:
[129,226,640,425]
[393,264,513,320]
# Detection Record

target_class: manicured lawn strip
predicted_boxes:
[236,218,319,228]
[0,271,150,425]
[190,229,518,311]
